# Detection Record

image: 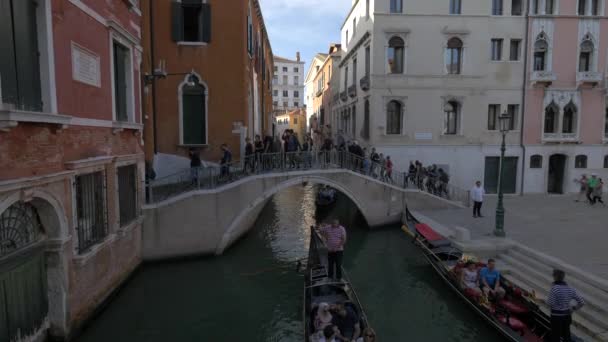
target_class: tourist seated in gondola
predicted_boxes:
[460,261,482,297]
[318,325,338,342]
[355,327,376,342]
[314,303,334,332]
[331,303,361,341]
[479,259,506,299]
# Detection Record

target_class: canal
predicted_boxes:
[77,184,499,341]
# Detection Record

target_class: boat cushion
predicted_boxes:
[464,288,482,300]
[498,315,527,333]
[499,300,529,315]
[415,223,446,242]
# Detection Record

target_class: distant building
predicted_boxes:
[0,0,144,339]
[142,0,274,177]
[276,108,307,141]
[272,53,305,116]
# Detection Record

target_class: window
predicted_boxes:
[171,0,211,43]
[604,155,608,168]
[509,40,521,61]
[294,90,299,98]
[113,41,131,122]
[352,104,357,136]
[353,18,357,36]
[386,100,402,134]
[282,75,288,84]
[273,101,278,106]
[346,30,349,45]
[579,39,594,72]
[294,102,299,107]
[390,0,403,13]
[181,75,207,145]
[544,103,558,133]
[508,104,519,130]
[387,36,405,74]
[294,67,299,72]
[0,0,42,111]
[605,108,608,137]
[545,0,555,14]
[446,38,463,74]
[118,164,138,227]
[282,67,288,72]
[273,75,278,84]
[592,0,599,14]
[293,117,298,124]
[75,171,108,253]
[274,66,278,72]
[578,0,586,15]
[273,90,278,96]
[282,90,289,97]
[345,66,349,90]
[450,0,462,14]
[533,38,548,71]
[532,0,539,13]
[247,5,252,54]
[294,76,299,85]
[530,155,543,168]
[512,0,522,14]
[366,0,370,17]
[575,155,588,168]
[363,100,370,139]
[563,102,576,134]
[491,39,503,61]
[283,101,288,108]
[365,46,371,77]
[352,58,357,85]
[488,104,500,130]
[445,101,460,135]
[492,0,503,15]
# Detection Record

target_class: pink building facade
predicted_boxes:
[0,0,144,339]
[524,0,608,193]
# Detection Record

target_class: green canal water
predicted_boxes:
[77,185,499,342]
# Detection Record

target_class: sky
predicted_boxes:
[259,0,352,80]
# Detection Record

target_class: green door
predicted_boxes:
[484,157,518,194]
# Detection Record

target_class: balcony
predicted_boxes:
[315,88,323,98]
[530,71,556,86]
[542,132,579,143]
[333,93,340,103]
[360,75,370,91]
[340,91,348,102]
[348,85,357,98]
[576,71,602,87]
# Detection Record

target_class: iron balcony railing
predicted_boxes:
[145,151,471,207]
[360,75,370,91]
[348,84,357,98]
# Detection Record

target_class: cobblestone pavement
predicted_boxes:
[420,194,608,280]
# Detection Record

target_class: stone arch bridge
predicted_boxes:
[142,168,462,260]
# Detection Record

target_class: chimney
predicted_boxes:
[296,51,301,62]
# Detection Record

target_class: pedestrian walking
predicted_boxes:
[254,134,264,170]
[548,269,585,342]
[370,148,380,178]
[592,178,605,205]
[471,181,485,218]
[319,219,347,280]
[189,148,202,185]
[244,137,254,174]
[386,156,394,183]
[574,174,588,202]
[219,144,232,179]
[587,174,599,204]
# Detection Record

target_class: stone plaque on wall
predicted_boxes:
[415,132,433,140]
[71,43,101,87]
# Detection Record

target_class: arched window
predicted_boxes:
[386,100,402,135]
[387,36,405,74]
[592,0,600,15]
[534,37,548,71]
[446,38,463,74]
[563,101,577,134]
[362,99,370,139]
[530,155,543,168]
[579,38,594,72]
[181,75,207,145]
[544,102,558,133]
[604,155,608,168]
[0,202,44,257]
[444,100,460,135]
[575,155,587,168]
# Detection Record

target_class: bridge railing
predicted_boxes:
[145,151,470,207]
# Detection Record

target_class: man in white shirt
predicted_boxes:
[471,181,485,218]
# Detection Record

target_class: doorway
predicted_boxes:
[548,154,567,194]
[484,157,518,194]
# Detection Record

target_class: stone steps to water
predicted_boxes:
[506,248,608,310]
[500,253,608,316]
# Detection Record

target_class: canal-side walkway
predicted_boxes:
[419,194,608,280]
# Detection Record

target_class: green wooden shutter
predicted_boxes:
[0,277,8,341]
[202,3,211,43]
[0,0,19,107]
[171,1,184,42]
[183,89,206,145]
[11,0,42,111]
[113,42,129,122]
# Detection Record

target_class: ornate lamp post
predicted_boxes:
[494,110,512,237]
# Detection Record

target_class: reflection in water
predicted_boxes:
[77,184,498,342]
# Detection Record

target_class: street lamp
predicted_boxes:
[494,110,512,237]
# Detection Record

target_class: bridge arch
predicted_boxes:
[215,175,371,255]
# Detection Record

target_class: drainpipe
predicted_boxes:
[149,0,158,154]
[519,4,531,196]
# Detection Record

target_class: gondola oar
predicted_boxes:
[240,257,308,277]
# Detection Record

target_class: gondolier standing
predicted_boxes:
[320,219,347,280]
[548,269,585,342]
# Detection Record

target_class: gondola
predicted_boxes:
[316,186,336,207]
[303,226,371,342]
[402,208,559,342]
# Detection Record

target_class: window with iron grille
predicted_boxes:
[75,171,108,253]
[118,164,138,227]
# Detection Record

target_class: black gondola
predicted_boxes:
[316,186,336,207]
[402,208,563,342]
[303,226,371,342]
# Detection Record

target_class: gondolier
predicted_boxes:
[548,269,585,342]
[320,219,347,280]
